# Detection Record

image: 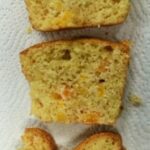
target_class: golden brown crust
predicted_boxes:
[23,128,57,150]
[74,132,123,150]
[31,18,128,32]
[20,38,130,56]
[116,40,130,120]
[24,0,130,32]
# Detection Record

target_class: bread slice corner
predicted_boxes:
[18,128,57,150]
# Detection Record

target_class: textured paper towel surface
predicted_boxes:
[0,0,150,150]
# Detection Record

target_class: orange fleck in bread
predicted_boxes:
[20,38,130,124]
[25,0,130,31]
[18,128,57,150]
[74,132,124,150]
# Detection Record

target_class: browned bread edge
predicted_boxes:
[74,132,124,150]
[22,128,57,150]
[20,38,130,55]
[24,0,130,32]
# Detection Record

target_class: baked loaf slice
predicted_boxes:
[25,0,130,31]
[20,38,130,124]
[74,132,124,150]
[18,128,57,150]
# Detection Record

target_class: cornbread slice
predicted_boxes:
[18,128,57,150]
[74,132,124,150]
[20,38,130,124]
[25,0,130,31]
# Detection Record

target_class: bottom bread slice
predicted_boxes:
[20,38,130,124]
[74,132,124,150]
[18,128,57,150]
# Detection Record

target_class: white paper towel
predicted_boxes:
[0,0,150,150]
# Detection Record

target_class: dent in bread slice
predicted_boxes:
[74,132,124,150]
[20,38,130,124]
[25,0,130,31]
[18,128,57,150]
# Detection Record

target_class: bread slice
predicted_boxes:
[25,0,130,31]
[20,38,130,124]
[74,132,124,150]
[18,128,57,150]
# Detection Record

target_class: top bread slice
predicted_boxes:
[25,0,130,31]
[18,128,57,150]
[20,38,130,124]
[74,132,124,150]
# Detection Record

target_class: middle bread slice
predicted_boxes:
[20,38,130,124]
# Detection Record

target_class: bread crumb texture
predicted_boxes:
[129,94,142,106]
[20,39,130,124]
[18,128,57,150]
[25,0,130,31]
[74,132,123,150]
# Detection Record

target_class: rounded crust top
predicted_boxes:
[74,132,123,150]
[23,128,57,150]
[20,38,130,56]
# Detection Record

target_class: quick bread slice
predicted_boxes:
[18,128,57,150]
[74,132,124,150]
[20,38,130,124]
[25,0,130,31]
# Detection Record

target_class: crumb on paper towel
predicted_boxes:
[97,24,101,28]
[129,94,142,106]
[26,26,33,34]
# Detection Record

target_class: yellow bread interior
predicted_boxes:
[25,0,130,31]
[20,39,129,124]
[18,128,56,150]
[74,132,123,150]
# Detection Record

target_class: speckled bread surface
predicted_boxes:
[20,38,130,124]
[25,0,130,31]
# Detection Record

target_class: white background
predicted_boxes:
[0,0,150,150]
